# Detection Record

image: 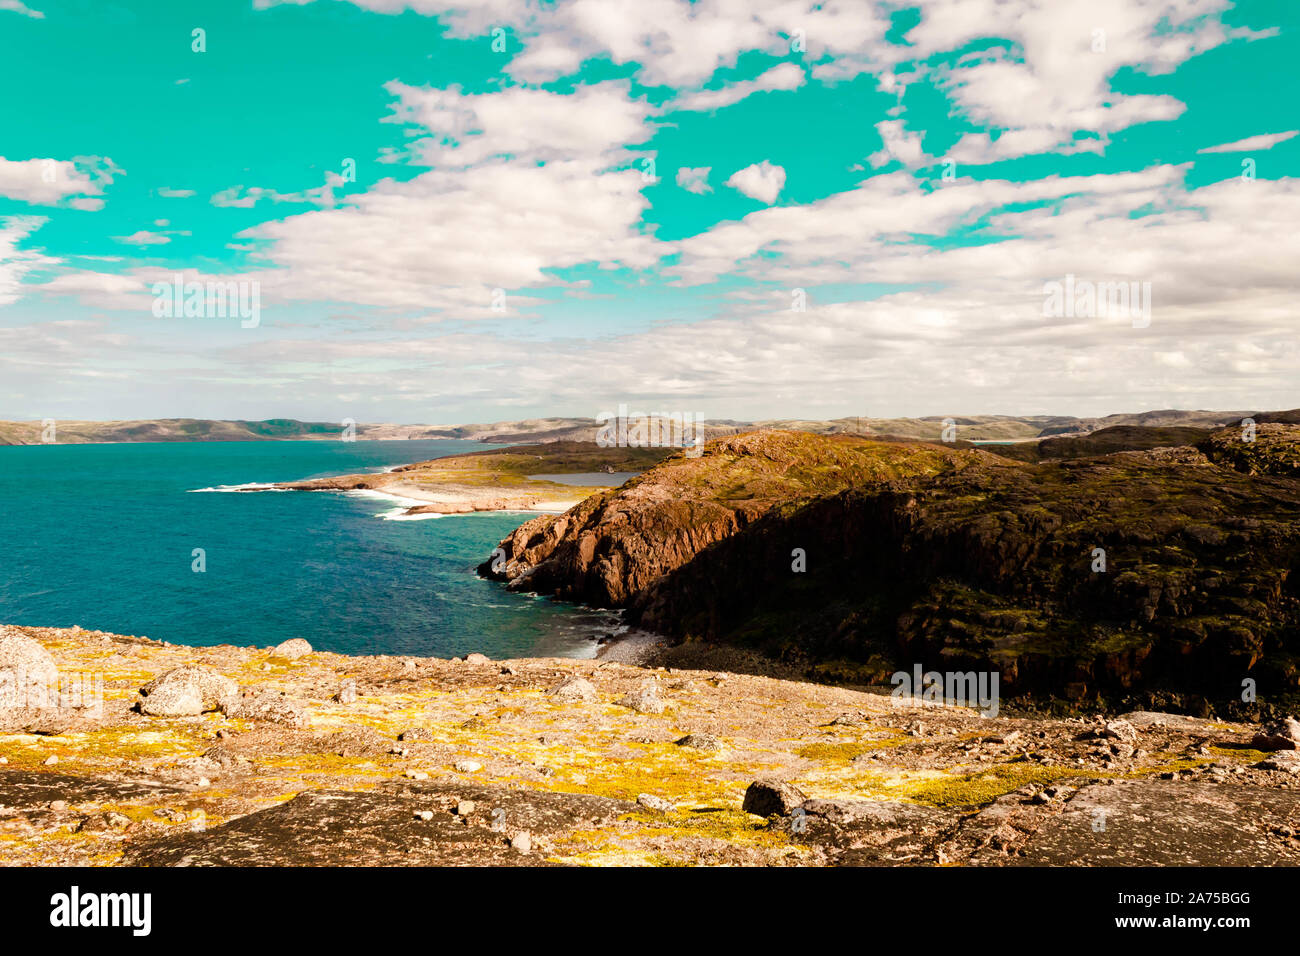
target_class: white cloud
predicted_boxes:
[211,174,346,209]
[157,187,196,198]
[213,81,664,314]
[277,0,1251,167]
[902,0,1242,162]
[385,80,653,168]
[670,63,805,112]
[868,120,926,168]
[114,231,171,246]
[253,0,520,35]
[33,270,157,312]
[0,156,120,206]
[725,161,786,204]
[0,216,55,306]
[0,1,43,18]
[671,165,1188,286]
[676,167,712,194]
[1198,130,1299,154]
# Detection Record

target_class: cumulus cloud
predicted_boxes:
[725,161,785,204]
[211,81,663,314]
[384,80,653,168]
[0,156,120,207]
[868,120,926,168]
[259,0,1260,166]
[8,0,1294,421]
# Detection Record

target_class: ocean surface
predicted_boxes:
[0,439,618,658]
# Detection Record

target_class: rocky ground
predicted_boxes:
[2,624,1299,867]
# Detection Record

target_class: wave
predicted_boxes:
[375,507,443,522]
[341,488,444,521]
[188,482,287,493]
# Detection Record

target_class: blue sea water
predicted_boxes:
[0,439,617,658]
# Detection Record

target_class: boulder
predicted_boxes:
[139,666,237,717]
[1258,752,1300,774]
[547,675,596,702]
[0,628,59,709]
[1100,719,1138,743]
[336,678,358,704]
[742,780,808,817]
[223,690,310,729]
[271,638,313,661]
[616,677,665,714]
[1253,717,1300,751]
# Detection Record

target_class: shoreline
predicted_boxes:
[223,473,610,517]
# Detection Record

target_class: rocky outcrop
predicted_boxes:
[6,624,1300,867]
[1200,421,1300,477]
[138,665,237,717]
[0,628,59,711]
[271,638,313,661]
[482,431,975,605]
[483,427,1300,706]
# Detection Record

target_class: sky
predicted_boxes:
[0,0,1297,425]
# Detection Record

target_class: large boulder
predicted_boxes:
[224,690,310,729]
[742,779,808,817]
[1253,717,1300,751]
[547,675,596,702]
[139,665,238,717]
[0,627,59,709]
[271,638,313,661]
[616,677,665,714]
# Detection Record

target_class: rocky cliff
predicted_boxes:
[484,425,1300,709]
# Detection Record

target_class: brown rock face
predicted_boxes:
[483,426,1300,707]
[482,430,974,606]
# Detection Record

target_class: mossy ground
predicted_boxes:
[0,624,1290,867]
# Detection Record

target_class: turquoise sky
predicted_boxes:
[1,0,1297,423]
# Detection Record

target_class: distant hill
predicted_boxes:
[0,408,1289,446]
[0,418,344,445]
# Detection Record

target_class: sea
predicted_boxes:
[0,439,618,658]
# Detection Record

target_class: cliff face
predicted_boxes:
[483,432,981,605]
[485,426,1300,706]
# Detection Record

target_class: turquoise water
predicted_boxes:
[0,440,616,658]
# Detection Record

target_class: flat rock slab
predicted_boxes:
[1118,711,1229,734]
[796,798,958,865]
[0,770,183,811]
[126,783,634,867]
[999,779,1300,866]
